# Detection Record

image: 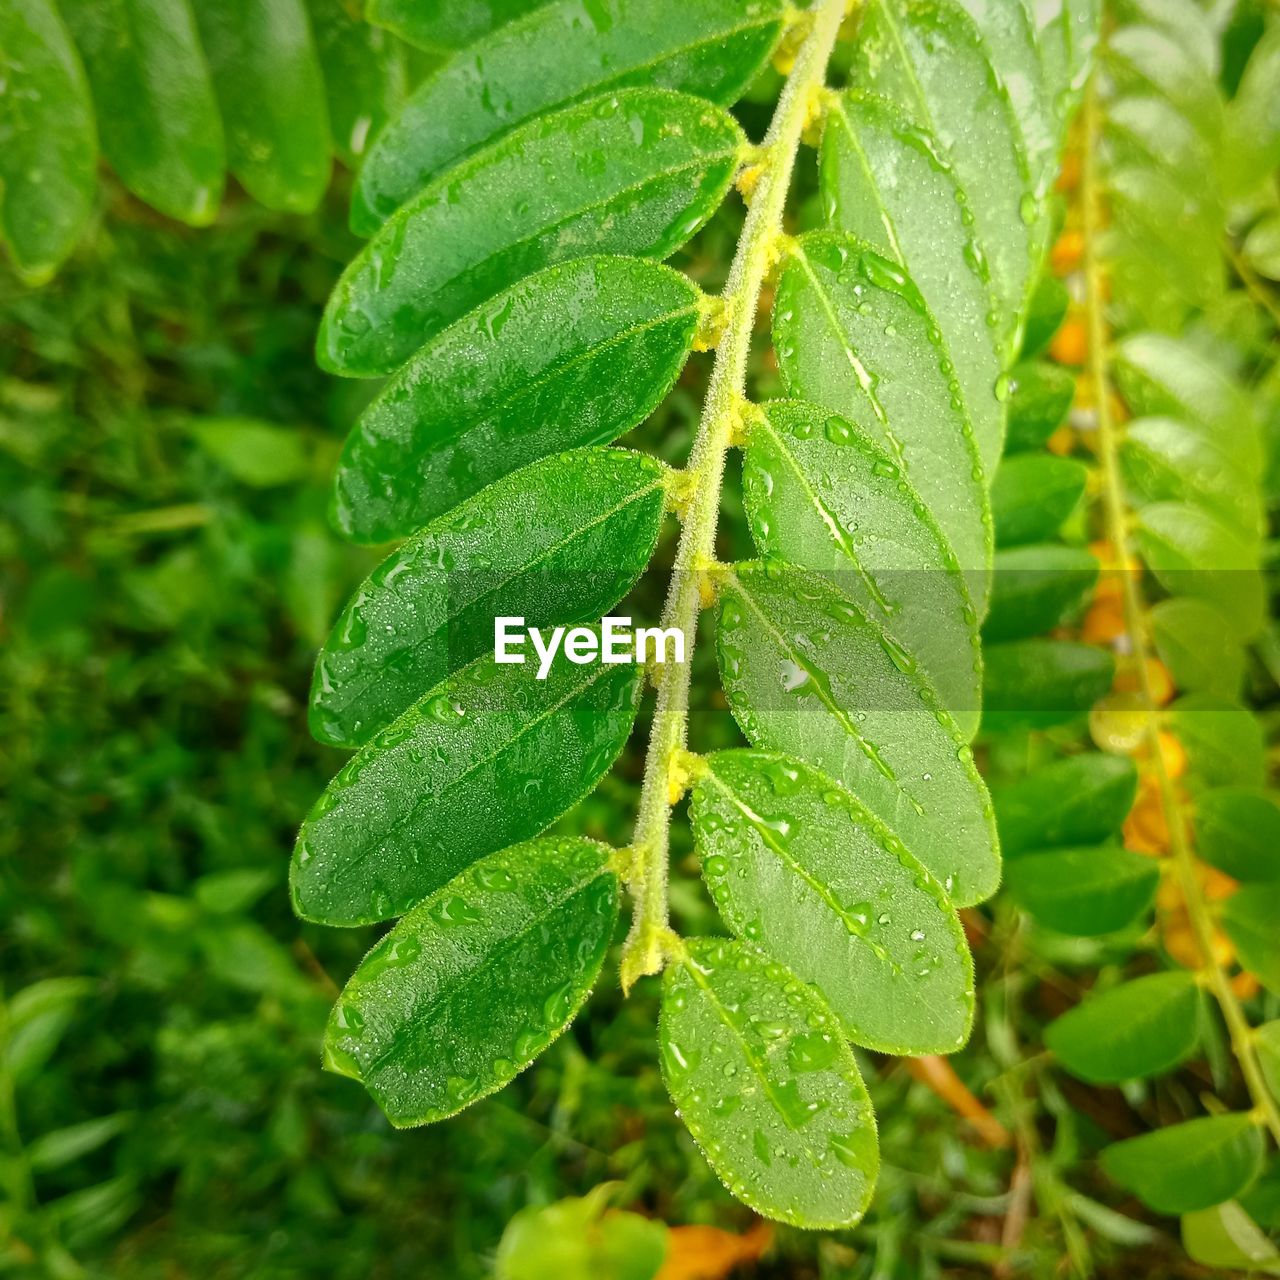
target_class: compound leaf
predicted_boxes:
[58,0,224,225]
[352,0,786,232]
[333,257,701,542]
[742,399,982,738]
[1101,1114,1265,1215]
[660,937,878,1229]
[292,640,640,925]
[319,88,744,376]
[716,562,999,907]
[1046,971,1201,1082]
[312,449,667,747]
[324,836,618,1127]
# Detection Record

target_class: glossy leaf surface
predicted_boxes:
[1005,361,1075,454]
[0,0,97,284]
[774,232,992,598]
[742,400,981,738]
[333,257,701,543]
[1004,845,1158,935]
[59,0,224,224]
[993,753,1137,857]
[320,89,743,376]
[992,454,1087,547]
[365,0,548,52]
[324,837,618,1126]
[660,938,878,1229]
[1101,1115,1265,1215]
[820,89,1004,472]
[193,0,331,214]
[352,0,786,232]
[982,639,1115,731]
[716,563,999,907]
[292,641,640,925]
[312,449,667,747]
[1046,971,1201,1083]
[691,751,974,1054]
[984,545,1098,643]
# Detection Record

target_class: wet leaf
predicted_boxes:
[324,836,618,1126]
[716,562,999,907]
[1004,844,1158,935]
[333,257,701,542]
[319,88,743,376]
[660,938,878,1229]
[742,399,982,738]
[312,449,667,747]
[366,0,547,52]
[982,638,1115,730]
[992,753,1137,857]
[292,638,640,925]
[353,0,786,232]
[991,454,1087,547]
[690,750,974,1054]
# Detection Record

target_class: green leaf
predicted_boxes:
[1106,93,1212,186]
[307,0,408,169]
[193,0,331,214]
[311,448,667,747]
[716,562,999,907]
[1101,1115,1265,1215]
[333,257,701,542]
[0,0,97,284]
[820,89,1004,473]
[1136,502,1262,640]
[1121,417,1261,537]
[1107,25,1223,140]
[1244,214,1280,281]
[190,418,310,488]
[691,751,974,1054]
[1183,1201,1280,1276]
[742,400,982,738]
[26,1114,133,1174]
[1113,333,1259,468]
[774,232,993,606]
[365,0,547,52]
[982,639,1115,731]
[984,544,1098,643]
[292,639,640,925]
[992,454,1088,547]
[324,836,618,1126]
[1220,886,1280,994]
[993,753,1137,857]
[352,0,786,233]
[1113,0,1217,76]
[1223,23,1280,197]
[660,937,878,1229]
[1195,790,1280,883]
[1005,361,1075,454]
[496,1187,668,1280]
[58,0,224,225]
[849,0,1040,342]
[1150,597,1244,700]
[1004,845,1158,935]
[319,88,743,377]
[1167,695,1265,792]
[1019,278,1069,360]
[1045,971,1201,1082]
[4,978,94,1085]
[1258,1023,1280,1105]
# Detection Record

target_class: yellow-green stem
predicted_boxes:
[1081,74,1280,1146]
[620,0,846,990]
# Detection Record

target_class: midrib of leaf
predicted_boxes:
[619,0,848,991]
[1081,70,1280,1147]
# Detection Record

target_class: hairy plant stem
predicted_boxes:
[620,0,846,991]
[1081,74,1280,1145]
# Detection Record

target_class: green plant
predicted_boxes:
[293,0,1095,1229]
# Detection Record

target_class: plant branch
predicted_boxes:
[620,0,846,990]
[1081,73,1280,1146]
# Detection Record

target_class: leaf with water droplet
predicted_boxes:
[716,561,1000,907]
[774,232,993,612]
[333,257,700,542]
[313,448,666,747]
[1004,360,1075,454]
[58,0,225,225]
[0,0,97,284]
[691,751,974,1053]
[352,0,787,231]
[743,400,981,738]
[324,836,618,1126]
[192,0,331,214]
[319,87,744,376]
[660,937,878,1229]
[292,634,640,925]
